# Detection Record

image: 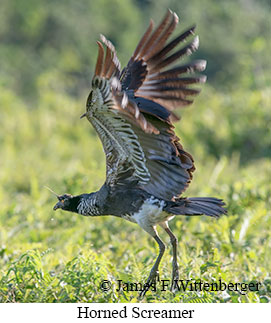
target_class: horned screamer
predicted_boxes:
[53,10,226,295]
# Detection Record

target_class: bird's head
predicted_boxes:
[45,186,82,214]
[53,194,74,211]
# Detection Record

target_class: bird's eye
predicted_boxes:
[61,199,65,203]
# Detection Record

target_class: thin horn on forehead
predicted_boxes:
[44,186,60,198]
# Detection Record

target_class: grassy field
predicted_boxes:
[0,82,270,303]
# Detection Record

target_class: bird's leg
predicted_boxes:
[139,235,165,298]
[164,227,179,291]
[147,235,165,283]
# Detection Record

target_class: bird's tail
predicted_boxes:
[166,197,227,218]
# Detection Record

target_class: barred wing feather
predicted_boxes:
[86,40,155,187]
[85,10,206,199]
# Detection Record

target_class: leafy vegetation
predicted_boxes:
[0,0,270,303]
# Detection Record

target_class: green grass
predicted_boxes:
[0,84,270,303]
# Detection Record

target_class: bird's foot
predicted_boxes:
[170,261,179,292]
[139,268,159,299]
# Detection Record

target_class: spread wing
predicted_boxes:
[120,9,207,121]
[84,10,206,200]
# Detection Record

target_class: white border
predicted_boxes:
[1,303,270,323]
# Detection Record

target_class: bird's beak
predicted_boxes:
[53,200,63,211]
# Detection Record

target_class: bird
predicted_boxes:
[53,9,226,295]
